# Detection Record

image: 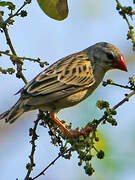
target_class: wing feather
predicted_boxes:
[23,51,95,97]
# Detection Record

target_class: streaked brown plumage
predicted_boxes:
[0,42,127,137]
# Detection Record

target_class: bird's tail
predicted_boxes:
[0,99,27,123]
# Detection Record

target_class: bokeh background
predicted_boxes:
[0,0,135,179]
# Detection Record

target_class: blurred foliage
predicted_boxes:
[78,0,106,18]
[94,132,106,153]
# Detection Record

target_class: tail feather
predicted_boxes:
[0,99,25,123]
[0,110,10,120]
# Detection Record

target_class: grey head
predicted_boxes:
[85,42,127,72]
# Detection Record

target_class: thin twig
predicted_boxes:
[5,1,28,23]
[96,90,135,126]
[111,90,135,110]
[0,14,28,84]
[0,50,49,66]
[3,26,27,84]
[24,117,41,180]
[32,149,70,180]
[115,0,135,49]
[2,25,17,55]
[103,81,135,90]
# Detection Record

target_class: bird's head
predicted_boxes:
[87,42,127,72]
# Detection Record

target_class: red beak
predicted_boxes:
[113,55,127,72]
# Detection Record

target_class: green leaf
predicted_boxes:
[37,0,69,21]
[0,1,14,7]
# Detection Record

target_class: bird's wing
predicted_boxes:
[23,52,95,96]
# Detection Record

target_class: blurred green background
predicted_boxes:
[0,0,135,179]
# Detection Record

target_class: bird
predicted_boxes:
[0,42,127,138]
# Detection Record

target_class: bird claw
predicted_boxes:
[69,126,93,138]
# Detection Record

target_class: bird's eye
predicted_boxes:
[106,53,114,60]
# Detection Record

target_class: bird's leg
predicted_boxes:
[50,113,93,138]
[50,112,72,138]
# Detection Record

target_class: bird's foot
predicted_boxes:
[69,126,93,138]
[50,112,93,139]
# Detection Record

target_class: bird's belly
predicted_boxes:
[54,80,101,111]
[38,89,90,112]
[55,89,92,110]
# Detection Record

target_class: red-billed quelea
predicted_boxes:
[0,42,127,137]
